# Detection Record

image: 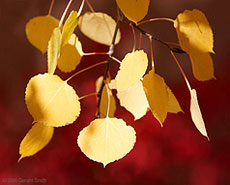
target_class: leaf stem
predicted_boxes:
[85,0,95,12]
[78,92,98,100]
[129,23,136,51]
[105,84,111,118]
[139,32,142,49]
[59,0,73,28]
[48,0,55,15]
[109,56,122,64]
[137,17,175,26]
[77,0,86,17]
[149,36,155,68]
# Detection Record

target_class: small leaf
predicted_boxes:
[26,15,59,53]
[48,27,61,75]
[78,118,136,167]
[57,34,83,73]
[190,89,209,139]
[18,123,54,162]
[79,12,121,46]
[25,74,81,127]
[174,9,214,53]
[115,50,148,92]
[61,11,78,48]
[116,0,150,23]
[167,87,183,114]
[143,69,168,125]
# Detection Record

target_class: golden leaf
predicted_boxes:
[167,87,183,114]
[25,74,81,127]
[26,15,59,53]
[116,0,150,23]
[115,50,148,92]
[79,12,121,46]
[78,118,136,167]
[18,123,54,162]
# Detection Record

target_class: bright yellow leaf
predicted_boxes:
[115,50,148,92]
[18,123,54,162]
[57,34,83,73]
[61,11,78,48]
[78,118,136,167]
[174,9,214,54]
[48,27,61,75]
[116,0,150,23]
[25,74,81,127]
[167,87,183,114]
[26,15,59,53]
[143,69,168,125]
[79,12,121,46]
[190,89,209,139]
[189,52,215,81]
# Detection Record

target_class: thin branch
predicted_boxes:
[137,17,175,26]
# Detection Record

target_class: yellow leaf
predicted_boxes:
[61,11,78,48]
[190,89,209,139]
[25,74,81,127]
[174,9,214,54]
[79,12,121,46]
[26,15,59,53]
[116,0,150,23]
[143,69,168,125]
[18,123,54,162]
[48,27,61,75]
[57,34,83,73]
[167,87,183,114]
[78,118,136,167]
[117,81,149,120]
[189,52,215,81]
[115,50,148,92]
[96,77,116,118]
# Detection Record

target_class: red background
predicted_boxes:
[0,0,230,184]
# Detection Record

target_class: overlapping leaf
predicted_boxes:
[78,118,136,167]
[18,123,54,162]
[25,74,81,127]
[79,12,121,46]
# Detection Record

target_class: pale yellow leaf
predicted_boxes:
[78,118,136,167]
[142,69,168,125]
[116,0,150,23]
[26,15,59,53]
[167,87,183,114]
[48,27,61,75]
[18,123,54,162]
[115,50,148,92]
[57,34,83,73]
[189,52,215,81]
[174,9,214,54]
[79,12,121,46]
[61,11,78,48]
[25,74,81,127]
[117,81,149,120]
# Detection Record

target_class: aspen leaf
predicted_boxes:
[78,118,136,167]
[61,11,78,48]
[18,123,54,162]
[116,0,150,23]
[115,50,148,92]
[48,27,61,75]
[79,12,121,46]
[96,76,116,118]
[189,52,215,81]
[117,81,149,120]
[190,89,209,139]
[143,69,168,125]
[26,15,59,53]
[57,34,83,73]
[167,87,183,114]
[174,9,214,54]
[25,74,81,127]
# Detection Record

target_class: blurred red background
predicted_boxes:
[0,0,230,184]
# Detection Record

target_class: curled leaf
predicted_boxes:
[25,74,81,127]
[78,118,136,167]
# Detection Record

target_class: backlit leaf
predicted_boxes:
[116,0,150,23]
[48,27,61,75]
[79,12,121,46]
[26,15,59,53]
[190,89,209,139]
[18,123,54,162]
[167,87,183,114]
[115,50,148,92]
[57,34,83,73]
[143,69,168,125]
[25,74,81,127]
[78,118,136,167]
